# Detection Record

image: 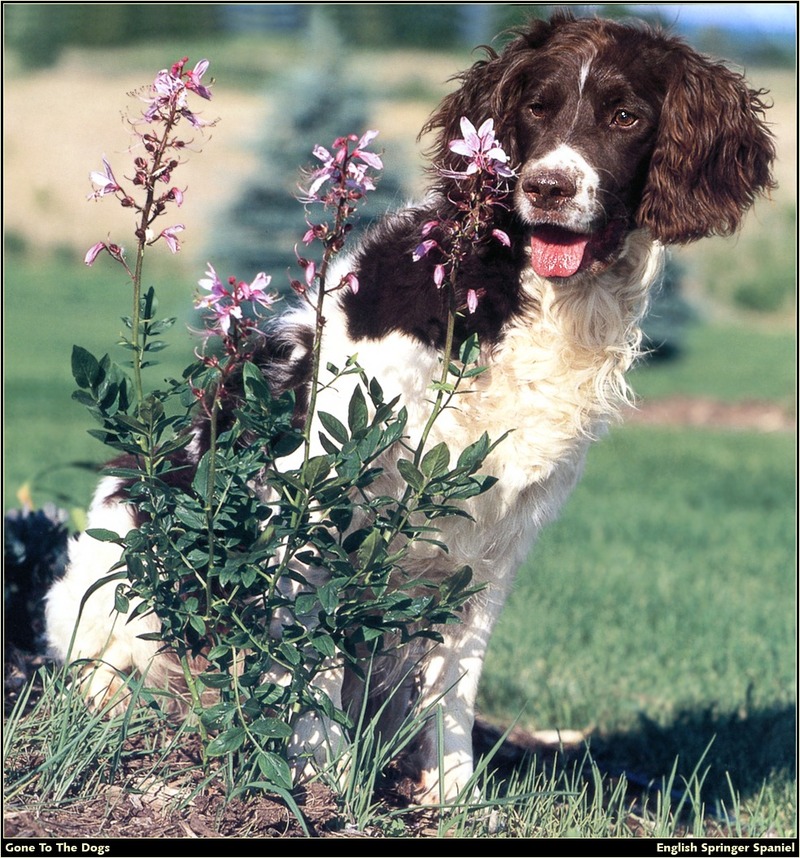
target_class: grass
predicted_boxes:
[631,321,796,405]
[4,250,198,515]
[481,426,795,824]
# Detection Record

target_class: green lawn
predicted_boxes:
[482,426,795,807]
[4,252,198,514]
[631,321,796,405]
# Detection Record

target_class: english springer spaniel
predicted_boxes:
[45,13,774,803]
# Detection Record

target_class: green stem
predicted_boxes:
[179,654,208,742]
[129,103,178,410]
[302,194,352,467]
[413,273,459,466]
[303,279,328,469]
[203,388,220,617]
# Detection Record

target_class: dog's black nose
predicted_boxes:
[522,170,577,209]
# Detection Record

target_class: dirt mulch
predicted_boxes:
[625,396,795,433]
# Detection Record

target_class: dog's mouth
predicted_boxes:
[529,222,627,279]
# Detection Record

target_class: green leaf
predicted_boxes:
[205,726,246,757]
[198,672,233,689]
[188,614,207,636]
[250,718,293,740]
[457,432,491,471]
[192,452,211,500]
[357,528,384,571]
[421,442,451,479]
[147,317,177,335]
[318,411,349,445]
[295,593,319,617]
[242,361,272,403]
[174,504,206,530]
[71,346,101,389]
[302,455,331,489]
[458,333,481,366]
[143,340,168,353]
[397,458,424,492]
[256,752,293,790]
[310,634,336,659]
[114,584,129,613]
[86,528,123,543]
[347,385,368,436]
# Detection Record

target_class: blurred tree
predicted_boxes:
[5,3,221,68]
[321,3,482,48]
[210,11,407,289]
[640,257,696,362]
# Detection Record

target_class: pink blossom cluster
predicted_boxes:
[301,130,383,206]
[289,131,383,299]
[84,57,215,268]
[194,263,276,339]
[195,129,383,353]
[412,117,516,313]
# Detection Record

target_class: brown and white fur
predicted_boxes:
[45,14,774,803]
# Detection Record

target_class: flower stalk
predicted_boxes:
[84,56,214,411]
[412,116,516,462]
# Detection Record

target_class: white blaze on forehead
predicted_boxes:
[579,56,593,95]
[577,45,597,97]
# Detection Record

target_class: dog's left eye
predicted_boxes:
[611,109,638,128]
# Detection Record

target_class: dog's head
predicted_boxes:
[423,12,775,279]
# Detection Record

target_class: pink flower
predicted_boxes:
[159,224,185,253]
[84,241,125,266]
[466,289,479,314]
[446,117,515,179]
[352,129,383,170]
[144,69,187,122]
[196,263,227,309]
[433,264,446,288]
[492,228,511,247]
[238,272,274,308]
[185,59,213,100]
[88,157,121,200]
[412,239,438,262]
[342,272,359,294]
[143,59,213,126]
[215,302,242,335]
[301,131,382,203]
[85,242,106,266]
[304,260,317,288]
[195,264,276,340]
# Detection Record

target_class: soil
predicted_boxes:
[625,396,795,434]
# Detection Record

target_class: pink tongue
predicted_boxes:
[530,229,590,278]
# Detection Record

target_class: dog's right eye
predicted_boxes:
[529,102,547,119]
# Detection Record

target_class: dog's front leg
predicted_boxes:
[412,617,493,805]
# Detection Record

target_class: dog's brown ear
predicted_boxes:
[637,47,776,244]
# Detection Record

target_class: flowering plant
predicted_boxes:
[413,117,515,316]
[81,56,216,408]
[69,60,493,807]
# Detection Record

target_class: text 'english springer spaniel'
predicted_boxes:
[46,13,775,804]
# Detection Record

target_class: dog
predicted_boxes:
[45,13,774,804]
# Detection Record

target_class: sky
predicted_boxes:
[629,2,797,34]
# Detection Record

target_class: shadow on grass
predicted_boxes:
[474,701,796,808]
